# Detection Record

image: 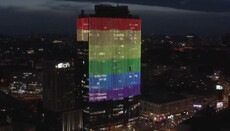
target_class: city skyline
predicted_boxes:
[1,1,230,131]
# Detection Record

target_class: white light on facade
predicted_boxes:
[216,85,223,90]
[55,63,70,69]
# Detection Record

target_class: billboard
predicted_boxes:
[216,85,223,90]
[216,102,223,109]
[78,17,141,102]
[193,104,202,108]
[55,62,70,69]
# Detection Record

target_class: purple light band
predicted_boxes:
[89,85,140,102]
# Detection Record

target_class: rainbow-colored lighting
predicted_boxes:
[77,17,141,102]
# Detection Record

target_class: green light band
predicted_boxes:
[89,58,141,75]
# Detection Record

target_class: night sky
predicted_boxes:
[0,0,230,35]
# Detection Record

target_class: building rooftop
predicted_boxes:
[79,4,139,18]
[142,90,187,104]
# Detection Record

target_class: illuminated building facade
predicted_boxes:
[77,5,141,130]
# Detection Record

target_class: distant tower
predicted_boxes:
[43,60,82,131]
[77,4,141,130]
[43,60,76,112]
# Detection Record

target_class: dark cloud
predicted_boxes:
[137,10,230,35]
[0,0,230,35]
[0,8,77,35]
[66,0,230,12]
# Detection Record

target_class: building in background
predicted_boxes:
[77,4,141,130]
[43,60,82,131]
[9,71,42,100]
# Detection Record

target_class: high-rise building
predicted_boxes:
[43,60,76,112]
[77,5,141,130]
[43,60,82,131]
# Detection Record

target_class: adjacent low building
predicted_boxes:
[140,94,193,123]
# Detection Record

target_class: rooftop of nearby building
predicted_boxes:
[142,90,188,104]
